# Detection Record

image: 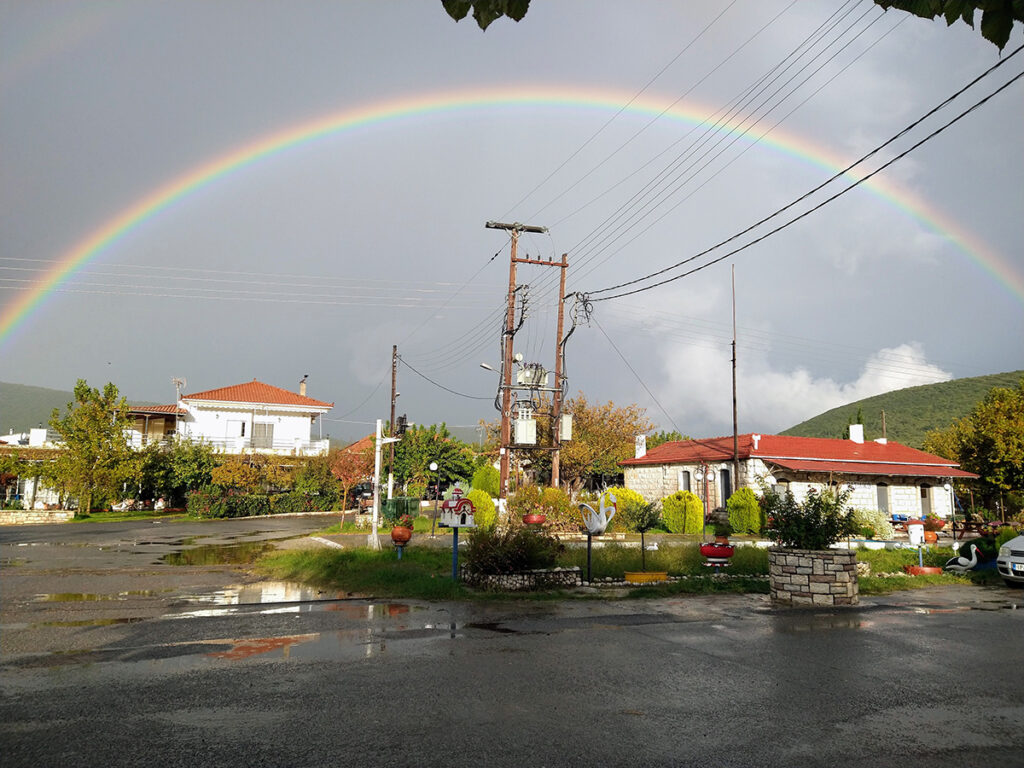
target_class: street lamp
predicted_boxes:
[429,461,440,537]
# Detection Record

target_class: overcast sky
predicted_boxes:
[2,1,1022,443]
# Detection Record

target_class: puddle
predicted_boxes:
[464,622,519,634]
[160,541,275,566]
[35,591,163,602]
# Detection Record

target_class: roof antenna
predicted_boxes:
[172,377,186,402]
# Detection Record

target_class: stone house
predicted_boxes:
[621,426,976,518]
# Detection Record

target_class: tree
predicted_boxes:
[442,1,1023,50]
[392,424,474,490]
[47,380,136,516]
[647,430,688,450]
[443,0,530,30]
[924,377,1024,508]
[330,439,374,510]
[290,455,341,507]
[874,1,1023,51]
[135,439,217,506]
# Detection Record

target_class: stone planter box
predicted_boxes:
[768,548,858,607]
[461,566,582,591]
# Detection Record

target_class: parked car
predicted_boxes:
[996,534,1024,587]
[349,482,374,512]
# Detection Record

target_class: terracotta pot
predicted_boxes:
[902,565,943,576]
[390,526,412,545]
[522,514,546,525]
[714,535,730,545]
[924,530,938,544]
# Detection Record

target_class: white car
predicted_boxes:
[996,534,1024,587]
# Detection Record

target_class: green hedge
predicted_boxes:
[661,490,704,534]
[727,488,761,535]
[186,487,333,518]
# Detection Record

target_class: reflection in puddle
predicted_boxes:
[35,590,163,602]
[161,541,274,566]
[777,614,871,633]
[38,617,146,627]
[207,634,318,660]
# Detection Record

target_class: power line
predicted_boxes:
[397,356,492,401]
[588,56,1024,301]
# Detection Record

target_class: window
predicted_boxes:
[253,422,274,450]
[719,469,732,503]
[678,470,691,492]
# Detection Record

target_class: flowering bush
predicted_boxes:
[599,486,647,533]
[762,486,857,550]
[394,513,415,529]
[850,507,895,540]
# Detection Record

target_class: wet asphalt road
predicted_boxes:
[2,517,1023,768]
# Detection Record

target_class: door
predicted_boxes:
[253,422,274,450]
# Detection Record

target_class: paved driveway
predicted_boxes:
[2,516,1023,767]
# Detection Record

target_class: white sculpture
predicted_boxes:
[579,493,616,536]
[944,543,980,573]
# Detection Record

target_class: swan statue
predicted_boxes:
[579,493,616,536]
[944,543,980,573]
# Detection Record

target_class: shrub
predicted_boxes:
[465,488,497,528]
[507,484,542,518]
[850,507,895,540]
[727,488,761,534]
[464,525,563,575]
[186,485,230,518]
[405,481,427,499]
[471,464,500,498]
[539,487,576,531]
[600,487,647,532]
[762,486,857,550]
[270,492,333,515]
[995,526,1018,549]
[661,490,704,534]
[232,493,270,518]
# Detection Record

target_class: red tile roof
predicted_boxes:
[183,380,333,409]
[621,433,975,478]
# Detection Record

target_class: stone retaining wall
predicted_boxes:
[0,510,74,525]
[461,566,582,591]
[768,548,858,606]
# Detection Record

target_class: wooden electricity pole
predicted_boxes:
[551,253,568,488]
[485,220,548,499]
[732,266,739,494]
[388,344,397,500]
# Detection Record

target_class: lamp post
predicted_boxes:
[429,461,440,538]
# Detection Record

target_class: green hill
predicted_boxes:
[0,382,159,435]
[781,370,1024,448]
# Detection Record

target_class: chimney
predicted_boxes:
[849,424,864,444]
[752,433,761,450]
[635,434,647,459]
[299,374,308,398]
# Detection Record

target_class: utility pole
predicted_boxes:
[485,220,548,500]
[551,253,568,488]
[388,344,398,500]
[731,265,739,495]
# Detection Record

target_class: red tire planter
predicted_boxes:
[700,543,735,564]
[522,514,546,525]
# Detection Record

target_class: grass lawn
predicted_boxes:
[257,534,1005,600]
[71,509,186,523]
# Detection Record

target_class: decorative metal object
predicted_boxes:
[579,493,617,583]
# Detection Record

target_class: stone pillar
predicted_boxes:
[768,548,859,606]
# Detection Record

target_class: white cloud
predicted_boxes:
[657,340,951,435]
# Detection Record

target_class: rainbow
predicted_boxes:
[2,84,1021,346]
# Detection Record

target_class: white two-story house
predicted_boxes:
[130,379,333,456]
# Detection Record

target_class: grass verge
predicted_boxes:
[71,510,185,524]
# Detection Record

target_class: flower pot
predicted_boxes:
[624,571,668,584]
[714,535,730,545]
[700,543,735,564]
[923,530,938,544]
[390,526,412,545]
[522,514,546,525]
[902,565,943,576]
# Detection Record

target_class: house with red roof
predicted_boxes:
[621,426,976,519]
[128,379,333,456]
